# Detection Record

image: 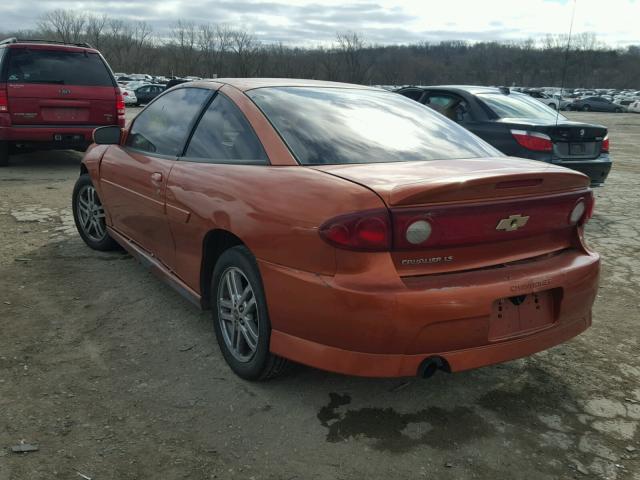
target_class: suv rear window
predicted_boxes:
[5,49,113,87]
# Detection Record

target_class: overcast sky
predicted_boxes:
[1,0,639,46]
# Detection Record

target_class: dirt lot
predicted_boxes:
[1,110,639,480]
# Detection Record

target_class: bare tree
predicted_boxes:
[12,9,640,88]
[38,9,86,43]
[229,30,259,76]
[85,14,108,49]
[335,32,373,83]
[170,20,199,76]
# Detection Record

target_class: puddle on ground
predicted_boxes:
[317,392,492,453]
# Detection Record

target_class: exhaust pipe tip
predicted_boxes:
[418,356,450,379]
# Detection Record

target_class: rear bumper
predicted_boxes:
[553,156,612,187]
[0,124,110,147]
[519,150,612,187]
[261,248,599,377]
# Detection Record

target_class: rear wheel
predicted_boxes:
[0,141,8,167]
[72,174,119,251]
[615,108,622,113]
[583,105,591,112]
[211,245,290,380]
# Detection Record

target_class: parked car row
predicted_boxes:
[512,86,640,113]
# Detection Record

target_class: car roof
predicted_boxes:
[0,39,99,54]
[409,85,514,95]
[188,78,381,92]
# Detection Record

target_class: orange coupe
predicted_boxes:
[73,79,600,380]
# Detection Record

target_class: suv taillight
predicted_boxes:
[0,85,8,113]
[511,129,553,152]
[116,88,125,116]
[601,135,609,153]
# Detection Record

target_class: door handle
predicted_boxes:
[151,172,163,183]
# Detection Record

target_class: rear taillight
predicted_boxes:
[601,135,609,153]
[511,129,553,152]
[116,88,125,116]
[569,191,595,225]
[0,85,8,113]
[319,209,391,251]
[580,191,595,224]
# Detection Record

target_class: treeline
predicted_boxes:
[2,9,640,88]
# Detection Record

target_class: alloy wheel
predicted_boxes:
[217,267,260,362]
[76,185,107,242]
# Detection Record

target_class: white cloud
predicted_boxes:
[1,0,638,46]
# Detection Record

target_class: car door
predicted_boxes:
[136,86,150,104]
[165,91,270,289]
[99,87,212,268]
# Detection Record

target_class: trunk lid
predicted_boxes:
[498,118,607,160]
[313,157,590,275]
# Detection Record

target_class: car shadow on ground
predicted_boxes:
[5,149,83,169]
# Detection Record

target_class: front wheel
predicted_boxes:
[583,105,591,112]
[211,246,290,380]
[72,174,119,251]
[615,108,622,113]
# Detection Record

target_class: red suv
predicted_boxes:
[0,38,125,166]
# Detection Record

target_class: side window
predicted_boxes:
[425,94,472,123]
[138,86,150,93]
[184,93,268,164]
[126,88,210,156]
[399,89,424,102]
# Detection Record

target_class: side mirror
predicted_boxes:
[93,126,122,145]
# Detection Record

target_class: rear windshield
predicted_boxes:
[478,93,566,121]
[5,49,114,87]
[247,87,500,165]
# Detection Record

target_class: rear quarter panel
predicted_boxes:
[165,163,385,292]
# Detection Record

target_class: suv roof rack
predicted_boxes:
[0,38,93,48]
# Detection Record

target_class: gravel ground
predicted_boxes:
[0,110,639,480]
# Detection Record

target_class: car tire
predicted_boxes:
[0,141,9,167]
[583,105,591,112]
[72,174,119,251]
[615,108,622,113]
[211,245,290,381]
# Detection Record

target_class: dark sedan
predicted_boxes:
[396,86,611,186]
[134,84,166,106]
[569,96,626,113]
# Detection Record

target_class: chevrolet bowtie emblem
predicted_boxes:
[496,214,530,232]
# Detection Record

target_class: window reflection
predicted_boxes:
[126,88,210,156]
[248,87,500,165]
